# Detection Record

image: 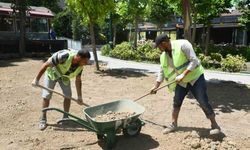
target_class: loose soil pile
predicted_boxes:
[95,111,135,122]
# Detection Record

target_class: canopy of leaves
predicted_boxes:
[195,0,232,25]
[238,0,250,30]
[148,0,173,28]
[66,0,115,25]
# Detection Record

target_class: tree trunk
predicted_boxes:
[113,24,116,46]
[204,24,211,55]
[182,0,192,42]
[133,16,138,48]
[89,20,99,70]
[201,26,206,51]
[18,1,26,57]
[191,8,197,45]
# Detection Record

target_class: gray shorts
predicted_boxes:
[42,74,72,100]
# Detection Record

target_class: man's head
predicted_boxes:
[72,49,91,66]
[155,34,171,52]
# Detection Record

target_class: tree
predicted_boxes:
[167,0,192,41]
[117,0,148,48]
[148,0,173,33]
[10,0,29,57]
[195,0,231,54]
[52,8,73,38]
[67,0,115,70]
[238,0,250,31]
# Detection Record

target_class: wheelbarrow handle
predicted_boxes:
[134,80,176,102]
[34,84,90,107]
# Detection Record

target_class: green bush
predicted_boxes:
[101,44,112,56]
[145,48,161,62]
[198,54,211,68]
[137,40,155,60]
[221,54,246,72]
[110,42,140,60]
[206,44,250,61]
[210,53,223,62]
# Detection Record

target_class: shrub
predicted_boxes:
[137,40,155,60]
[198,53,211,68]
[210,53,223,62]
[101,44,112,56]
[110,42,140,60]
[221,54,246,72]
[145,48,161,62]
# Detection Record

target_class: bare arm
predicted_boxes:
[35,61,53,81]
[75,75,82,98]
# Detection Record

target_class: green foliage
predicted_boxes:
[221,54,246,72]
[52,8,73,38]
[238,1,250,30]
[206,44,250,61]
[103,41,161,63]
[101,44,112,56]
[195,0,232,25]
[67,0,115,25]
[110,42,140,60]
[210,53,223,62]
[145,49,161,62]
[198,53,211,68]
[148,0,173,29]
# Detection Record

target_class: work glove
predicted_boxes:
[175,73,185,82]
[32,78,39,87]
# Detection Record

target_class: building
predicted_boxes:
[0,2,66,55]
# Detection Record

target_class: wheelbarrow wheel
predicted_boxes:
[123,119,142,137]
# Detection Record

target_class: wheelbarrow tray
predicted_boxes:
[83,99,145,133]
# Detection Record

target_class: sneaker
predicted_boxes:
[39,119,47,130]
[210,125,221,135]
[163,123,177,134]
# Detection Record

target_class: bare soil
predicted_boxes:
[0,59,250,150]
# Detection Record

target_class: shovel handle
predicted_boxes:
[35,84,90,107]
[134,80,176,102]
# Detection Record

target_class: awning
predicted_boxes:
[0,7,13,14]
[29,10,54,18]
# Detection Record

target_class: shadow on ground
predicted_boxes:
[97,133,159,150]
[96,68,148,79]
[187,79,250,113]
[0,57,48,67]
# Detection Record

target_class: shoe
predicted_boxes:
[39,119,47,130]
[210,124,221,135]
[163,123,177,134]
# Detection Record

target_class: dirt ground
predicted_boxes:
[0,58,250,150]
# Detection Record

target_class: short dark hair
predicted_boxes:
[154,34,170,48]
[77,49,91,59]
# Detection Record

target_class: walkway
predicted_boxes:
[90,51,250,85]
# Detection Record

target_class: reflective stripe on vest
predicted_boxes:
[160,40,204,91]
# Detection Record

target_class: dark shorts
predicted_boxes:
[173,74,215,118]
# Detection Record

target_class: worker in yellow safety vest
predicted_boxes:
[150,34,221,135]
[32,49,90,130]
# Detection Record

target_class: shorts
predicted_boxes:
[42,74,72,100]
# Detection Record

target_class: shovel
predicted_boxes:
[34,84,90,107]
[134,80,176,102]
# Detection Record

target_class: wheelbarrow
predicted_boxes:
[43,99,145,149]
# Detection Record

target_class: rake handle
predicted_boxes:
[134,80,176,102]
[35,84,90,107]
